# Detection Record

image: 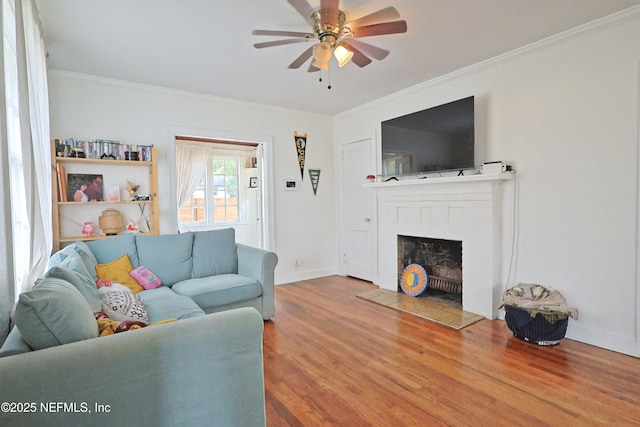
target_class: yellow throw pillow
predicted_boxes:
[95,254,144,293]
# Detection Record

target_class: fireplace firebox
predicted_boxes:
[397,235,463,304]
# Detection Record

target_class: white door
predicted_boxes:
[341,139,376,281]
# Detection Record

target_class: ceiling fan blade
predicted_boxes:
[351,20,408,38]
[320,0,340,26]
[346,6,400,28]
[307,63,320,72]
[345,39,389,61]
[288,46,314,69]
[252,29,311,38]
[320,0,340,12]
[340,43,372,68]
[288,0,314,23]
[253,38,309,49]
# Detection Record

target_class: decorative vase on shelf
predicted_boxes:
[99,209,123,235]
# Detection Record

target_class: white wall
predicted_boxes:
[47,72,337,285]
[335,12,640,356]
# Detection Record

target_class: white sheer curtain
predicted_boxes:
[175,142,209,211]
[3,0,30,298]
[20,0,51,289]
[0,0,50,299]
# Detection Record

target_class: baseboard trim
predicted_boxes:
[275,268,337,285]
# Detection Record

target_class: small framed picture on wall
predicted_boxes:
[249,177,258,188]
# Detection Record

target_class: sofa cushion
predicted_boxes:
[95,254,144,293]
[137,286,204,323]
[48,241,99,280]
[192,228,238,278]
[44,266,101,312]
[47,244,95,281]
[0,328,31,358]
[172,274,262,309]
[14,277,99,350]
[0,298,11,349]
[87,233,139,267]
[136,232,193,286]
[72,240,98,265]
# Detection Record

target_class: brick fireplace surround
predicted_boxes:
[368,173,513,319]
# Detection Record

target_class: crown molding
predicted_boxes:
[47,69,332,120]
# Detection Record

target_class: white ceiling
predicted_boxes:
[35,0,640,116]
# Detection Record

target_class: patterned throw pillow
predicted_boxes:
[129,266,162,290]
[99,291,149,324]
[96,280,131,293]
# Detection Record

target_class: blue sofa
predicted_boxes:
[84,228,278,321]
[0,228,277,426]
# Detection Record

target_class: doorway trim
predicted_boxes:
[167,125,275,251]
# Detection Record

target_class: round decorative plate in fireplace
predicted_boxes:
[400,264,428,297]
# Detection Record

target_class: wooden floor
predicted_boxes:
[263,276,640,426]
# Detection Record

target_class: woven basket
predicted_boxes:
[504,305,568,346]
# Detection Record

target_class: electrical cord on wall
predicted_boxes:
[60,214,87,228]
[503,171,519,295]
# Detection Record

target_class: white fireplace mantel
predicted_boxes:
[364,172,513,188]
[371,173,514,319]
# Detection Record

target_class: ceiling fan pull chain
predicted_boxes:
[327,67,332,90]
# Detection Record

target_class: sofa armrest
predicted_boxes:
[236,244,278,319]
[0,307,266,427]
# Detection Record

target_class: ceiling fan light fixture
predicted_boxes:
[334,44,353,67]
[252,2,408,85]
[312,41,331,71]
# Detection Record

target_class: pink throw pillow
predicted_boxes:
[129,266,162,290]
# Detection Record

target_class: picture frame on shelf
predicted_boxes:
[67,173,104,202]
[107,185,120,202]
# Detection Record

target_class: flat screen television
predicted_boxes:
[381,96,475,177]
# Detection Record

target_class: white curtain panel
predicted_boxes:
[21,0,52,290]
[3,0,31,297]
[175,142,209,210]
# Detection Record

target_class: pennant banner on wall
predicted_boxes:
[294,132,307,180]
[309,169,321,195]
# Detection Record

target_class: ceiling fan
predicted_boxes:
[252,0,407,86]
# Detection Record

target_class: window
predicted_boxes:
[179,175,206,223]
[212,158,238,222]
[179,156,241,226]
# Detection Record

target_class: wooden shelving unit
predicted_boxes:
[51,140,159,252]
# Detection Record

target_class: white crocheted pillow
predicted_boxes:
[99,291,149,324]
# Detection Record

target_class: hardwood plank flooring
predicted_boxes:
[263,276,640,426]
